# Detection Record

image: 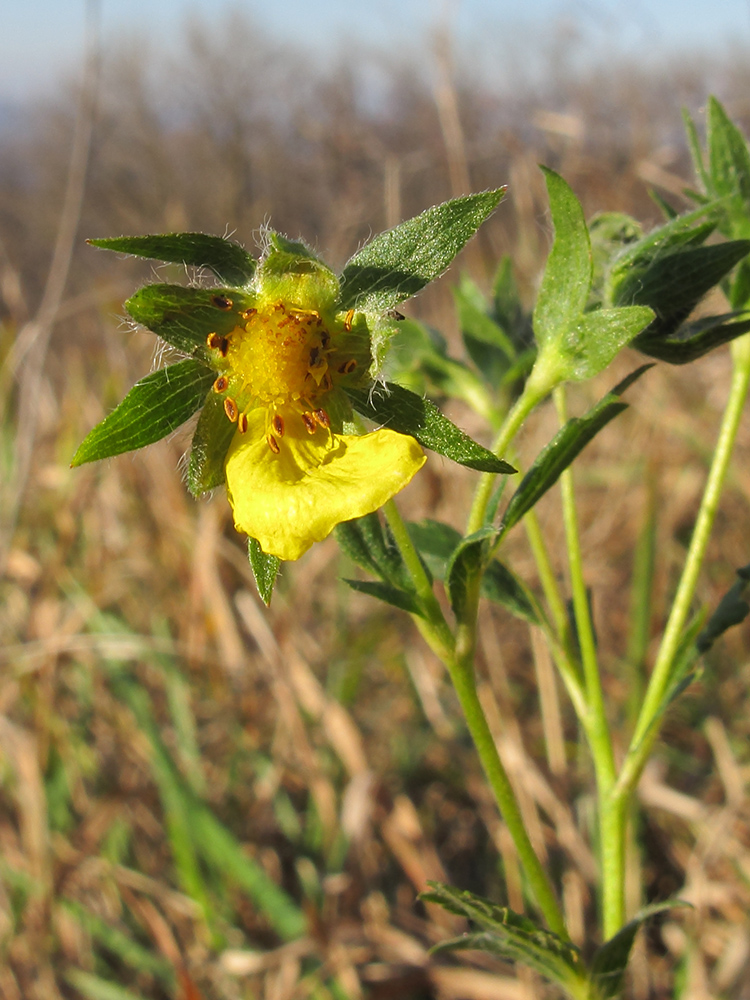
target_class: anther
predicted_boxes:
[206,332,221,349]
[272,414,285,437]
[211,294,233,310]
[344,309,355,332]
[238,412,248,434]
[302,413,317,434]
[267,434,280,454]
[322,372,333,391]
[240,307,257,321]
[313,408,330,429]
[213,375,228,393]
[224,397,238,422]
[338,359,357,374]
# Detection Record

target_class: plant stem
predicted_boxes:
[554,386,620,937]
[618,335,750,799]
[466,383,544,535]
[383,497,567,937]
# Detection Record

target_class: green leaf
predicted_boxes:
[696,563,750,654]
[533,167,593,350]
[125,283,255,358]
[72,359,214,465]
[249,538,281,606]
[345,382,516,474]
[406,518,462,578]
[482,561,541,624]
[422,883,585,992]
[446,527,496,618]
[560,306,654,382]
[338,189,506,313]
[620,240,750,340]
[343,578,425,617]
[88,232,256,285]
[590,900,691,999]
[454,277,517,388]
[336,513,417,591]
[186,390,237,495]
[64,970,146,1000]
[635,310,750,364]
[501,366,652,534]
[707,95,750,238]
[682,108,710,192]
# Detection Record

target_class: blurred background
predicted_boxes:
[2,2,750,998]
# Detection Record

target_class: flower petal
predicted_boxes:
[225,410,425,560]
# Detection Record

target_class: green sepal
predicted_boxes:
[501,365,652,535]
[588,212,643,307]
[343,578,425,618]
[72,359,214,466]
[533,167,593,352]
[88,233,256,286]
[422,883,586,993]
[696,563,750,654]
[186,391,237,495]
[590,900,691,999]
[345,382,516,474]
[256,233,339,312]
[338,188,506,314]
[248,538,281,606]
[125,284,255,359]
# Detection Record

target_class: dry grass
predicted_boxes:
[1,14,750,999]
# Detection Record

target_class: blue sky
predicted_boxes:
[3,0,750,101]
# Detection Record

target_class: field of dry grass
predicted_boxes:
[2,14,750,999]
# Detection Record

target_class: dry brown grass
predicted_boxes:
[1,14,750,999]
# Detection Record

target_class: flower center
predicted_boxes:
[226,301,330,407]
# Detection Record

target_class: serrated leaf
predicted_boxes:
[446,527,496,618]
[338,189,506,313]
[88,232,256,285]
[343,578,424,617]
[345,382,515,474]
[501,366,652,534]
[72,359,214,465]
[696,563,750,654]
[533,168,592,350]
[422,883,585,992]
[125,284,255,359]
[590,900,691,999]
[186,390,237,495]
[248,538,281,605]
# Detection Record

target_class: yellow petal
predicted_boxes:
[225,409,425,561]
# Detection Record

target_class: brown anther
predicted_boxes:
[272,414,285,437]
[338,358,358,374]
[302,413,317,434]
[238,412,248,434]
[320,329,330,348]
[322,372,333,391]
[213,375,228,393]
[224,397,238,422]
[240,307,257,321]
[211,294,233,310]
[344,308,355,332]
[267,434,280,454]
[313,408,331,429]
[309,346,320,366]
[386,309,406,321]
[206,331,221,349]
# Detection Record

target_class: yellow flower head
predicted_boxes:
[205,237,425,561]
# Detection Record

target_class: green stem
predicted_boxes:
[383,497,566,937]
[618,335,750,800]
[466,383,544,535]
[553,386,620,937]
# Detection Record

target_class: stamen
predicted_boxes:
[238,412,248,433]
[267,434,280,454]
[213,375,228,393]
[272,414,285,437]
[207,332,221,349]
[240,307,257,321]
[344,308,355,331]
[338,359,357,374]
[207,332,230,357]
[211,294,233,310]
[313,408,330,429]
[302,413,317,434]
[322,372,333,391]
[224,398,238,422]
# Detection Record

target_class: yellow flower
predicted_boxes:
[206,248,425,561]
